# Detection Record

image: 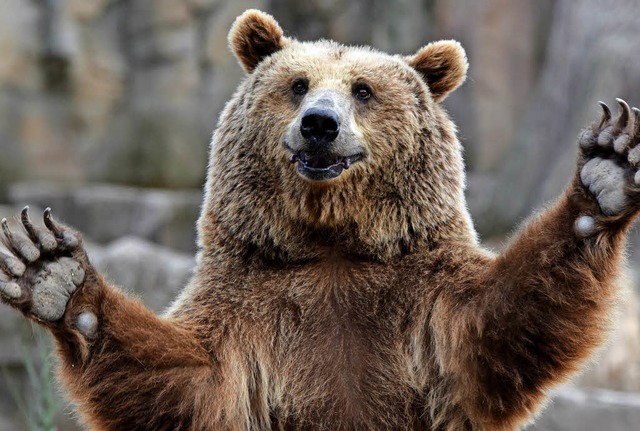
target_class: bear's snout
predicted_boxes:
[285,90,365,181]
[300,107,340,147]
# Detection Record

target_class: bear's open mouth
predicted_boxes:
[289,151,363,180]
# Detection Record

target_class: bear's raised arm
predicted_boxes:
[0,209,218,429]
[431,100,640,429]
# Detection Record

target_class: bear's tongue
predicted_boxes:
[299,152,341,169]
[289,151,358,172]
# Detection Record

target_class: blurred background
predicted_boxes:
[1,0,640,429]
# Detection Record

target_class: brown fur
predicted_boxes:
[5,9,638,431]
[229,10,289,74]
[405,40,469,102]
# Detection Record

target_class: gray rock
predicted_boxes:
[0,415,20,431]
[529,387,640,431]
[86,236,195,313]
[0,0,41,91]
[477,0,640,235]
[0,303,32,364]
[8,182,202,253]
[92,106,209,188]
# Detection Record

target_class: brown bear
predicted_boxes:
[1,8,640,431]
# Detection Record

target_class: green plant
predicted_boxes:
[2,325,59,431]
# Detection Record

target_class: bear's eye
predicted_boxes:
[291,78,309,96]
[353,83,372,101]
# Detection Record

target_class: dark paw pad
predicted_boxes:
[0,208,87,323]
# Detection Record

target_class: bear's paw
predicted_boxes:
[578,99,640,217]
[0,208,93,331]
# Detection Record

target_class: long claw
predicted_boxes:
[615,98,630,130]
[43,208,79,250]
[1,219,10,238]
[633,107,640,140]
[1,218,10,241]
[20,206,30,225]
[21,206,37,240]
[21,206,56,251]
[598,101,612,127]
[43,208,63,239]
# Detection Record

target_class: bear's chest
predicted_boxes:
[262,259,424,426]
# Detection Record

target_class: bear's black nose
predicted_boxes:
[300,107,340,145]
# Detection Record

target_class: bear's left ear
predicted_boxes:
[228,9,289,74]
[405,40,468,103]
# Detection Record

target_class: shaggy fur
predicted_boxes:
[1,9,640,431]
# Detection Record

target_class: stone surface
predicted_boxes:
[8,182,201,253]
[475,0,640,235]
[529,387,640,431]
[0,0,41,91]
[0,0,232,189]
[86,236,195,313]
[0,0,556,192]
[576,270,640,393]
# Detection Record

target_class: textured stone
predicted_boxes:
[187,0,222,12]
[0,0,41,91]
[86,236,195,313]
[153,0,193,27]
[577,270,640,392]
[69,0,111,21]
[477,0,640,235]
[8,183,201,253]
[529,387,640,431]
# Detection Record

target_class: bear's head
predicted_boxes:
[199,10,475,263]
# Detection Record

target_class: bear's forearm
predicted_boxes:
[432,186,629,428]
[53,273,218,430]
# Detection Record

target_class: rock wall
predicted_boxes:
[528,387,640,431]
[0,0,268,189]
[475,0,640,235]
[0,0,555,193]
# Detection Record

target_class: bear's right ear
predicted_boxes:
[228,10,288,74]
[405,40,468,102]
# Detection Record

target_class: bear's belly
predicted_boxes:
[271,314,429,429]
[240,254,441,429]
[273,368,428,430]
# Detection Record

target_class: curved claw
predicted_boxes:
[20,206,36,239]
[21,206,57,251]
[598,101,612,127]
[633,107,640,140]
[1,218,10,241]
[20,206,30,224]
[43,208,63,239]
[615,98,631,130]
[43,208,79,249]
[0,219,17,252]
